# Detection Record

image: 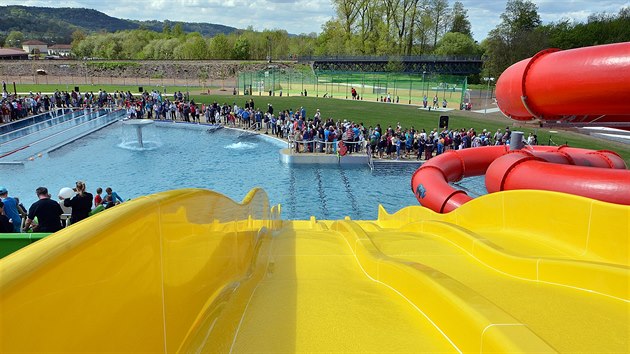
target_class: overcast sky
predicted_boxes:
[2,0,629,41]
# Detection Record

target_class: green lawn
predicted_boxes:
[193,94,630,164]
[238,71,466,104]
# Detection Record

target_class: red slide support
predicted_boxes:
[411,145,629,213]
[495,42,630,128]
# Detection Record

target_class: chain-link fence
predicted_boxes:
[238,69,468,108]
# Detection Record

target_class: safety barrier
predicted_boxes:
[0,233,50,258]
[287,137,367,155]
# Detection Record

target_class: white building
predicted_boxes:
[22,40,48,55]
[48,44,72,57]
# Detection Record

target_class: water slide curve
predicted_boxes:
[411,43,630,213]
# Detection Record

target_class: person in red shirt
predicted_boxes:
[94,187,103,206]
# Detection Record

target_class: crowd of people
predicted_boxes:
[0,183,124,233]
[117,93,538,161]
[285,118,538,160]
[1,82,123,123]
[200,98,538,160]
[1,82,55,123]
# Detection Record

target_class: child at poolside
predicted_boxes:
[104,187,124,207]
[94,187,103,206]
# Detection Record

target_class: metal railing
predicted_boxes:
[286,137,367,155]
[366,145,374,171]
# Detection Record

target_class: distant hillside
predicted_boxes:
[0,5,238,44]
[130,20,238,38]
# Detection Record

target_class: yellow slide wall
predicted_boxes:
[379,190,629,300]
[0,188,278,353]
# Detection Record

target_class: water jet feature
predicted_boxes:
[119,119,161,150]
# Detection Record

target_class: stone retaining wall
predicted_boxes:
[0,60,294,82]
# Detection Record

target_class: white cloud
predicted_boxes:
[2,0,629,40]
[460,0,629,41]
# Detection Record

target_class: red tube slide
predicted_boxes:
[411,146,508,213]
[411,145,628,213]
[486,151,630,205]
[495,42,630,128]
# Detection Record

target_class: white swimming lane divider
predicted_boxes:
[47,110,125,154]
[0,109,76,146]
[0,108,124,161]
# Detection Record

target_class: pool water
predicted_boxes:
[2,120,449,220]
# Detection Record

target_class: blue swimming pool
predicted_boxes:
[2,118,453,220]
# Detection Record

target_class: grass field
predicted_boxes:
[238,71,468,106]
[192,94,630,164]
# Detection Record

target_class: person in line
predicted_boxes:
[0,201,15,233]
[23,187,64,233]
[0,186,22,233]
[63,181,93,225]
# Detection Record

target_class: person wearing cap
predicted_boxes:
[0,186,21,233]
[23,187,64,233]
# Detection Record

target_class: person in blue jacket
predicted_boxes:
[104,187,124,208]
[0,186,21,233]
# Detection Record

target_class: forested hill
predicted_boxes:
[0,5,238,44]
[129,20,237,38]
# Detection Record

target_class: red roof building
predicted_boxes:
[0,48,28,60]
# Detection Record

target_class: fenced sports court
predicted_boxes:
[237,69,468,109]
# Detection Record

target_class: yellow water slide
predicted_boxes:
[0,188,628,353]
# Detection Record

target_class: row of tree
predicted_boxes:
[68,23,309,61]
[63,0,480,61]
[325,0,629,77]
[482,2,630,77]
[323,0,474,56]
[2,1,628,79]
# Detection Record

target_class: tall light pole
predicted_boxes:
[483,77,494,114]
